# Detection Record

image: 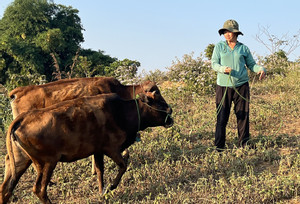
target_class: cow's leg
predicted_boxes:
[93,153,105,194]
[107,152,127,191]
[122,149,130,163]
[92,150,129,176]
[32,161,57,204]
[91,155,96,175]
[0,144,32,203]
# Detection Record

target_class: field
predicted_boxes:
[0,69,299,203]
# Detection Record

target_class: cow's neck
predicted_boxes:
[111,100,140,134]
[111,99,141,150]
[111,98,162,136]
[112,98,154,132]
[125,85,142,99]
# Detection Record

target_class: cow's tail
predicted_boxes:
[6,117,22,191]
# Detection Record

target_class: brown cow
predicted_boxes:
[9,77,160,118]
[1,92,173,204]
[8,77,162,175]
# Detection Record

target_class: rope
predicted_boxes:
[228,74,283,139]
[142,102,172,122]
[214,72,283,148]
[165,71,285,169]
[133,86,141,132]
[215,72,231,116]
[133,86,172,131]
[177,71,283,153]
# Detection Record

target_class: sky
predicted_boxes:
[1,0,300,72]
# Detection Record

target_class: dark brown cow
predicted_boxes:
[1,92,173,204]
[8,77,162,175]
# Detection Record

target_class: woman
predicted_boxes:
[211,19,266,151]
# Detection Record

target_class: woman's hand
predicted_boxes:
[257,70,266,80]
[224,67,232,74]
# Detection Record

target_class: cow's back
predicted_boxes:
[9,77,124,118]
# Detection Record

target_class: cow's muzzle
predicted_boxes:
[164,115,174,128]
[164,106,173,128]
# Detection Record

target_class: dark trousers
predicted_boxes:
[215,82,250,150]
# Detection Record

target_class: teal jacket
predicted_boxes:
[211,41,266,87]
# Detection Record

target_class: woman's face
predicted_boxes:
[224,30,237,42]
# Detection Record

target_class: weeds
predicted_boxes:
[0,61,299,203]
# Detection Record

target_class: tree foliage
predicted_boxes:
[0,0,81,86]
[78,49,117,76]
[105,59,140,84]
[204,44,215,60]
[0,0,142,88]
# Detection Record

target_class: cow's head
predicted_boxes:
[139,90,173,128]
[140,81,171,109]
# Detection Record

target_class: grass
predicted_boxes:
[0,69,299,203]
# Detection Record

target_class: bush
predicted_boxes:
[141,69,169,85]
[0,85,12,133]
[256,52,293,77]
[104,59,141,85]
[5,70,46,91]
[166,52,216,95]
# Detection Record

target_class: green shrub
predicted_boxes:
[166,52,216,95]
[0,85,12,133]
[256,52,294,77]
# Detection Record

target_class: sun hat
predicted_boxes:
[218,19,243,36]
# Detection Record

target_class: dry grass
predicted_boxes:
[0,69,299,203]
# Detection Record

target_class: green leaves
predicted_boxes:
[105,59,141,84]
[0,0,84,83]
[1,0,51,38]
[35,29,64,53]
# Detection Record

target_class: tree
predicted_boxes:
[50,4,84,77]
[0,0,84,84]
[274,49,288,60]
[259,49,291,76]
[255,25,300,57]
[204,44,215,60]
[72,56,94,78]
[79,49,117,76]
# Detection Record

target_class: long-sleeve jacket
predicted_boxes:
[211,41,266,87]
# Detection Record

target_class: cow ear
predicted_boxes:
[143,81,156,92]
[151,90,156,98]
[144,91,155,99]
